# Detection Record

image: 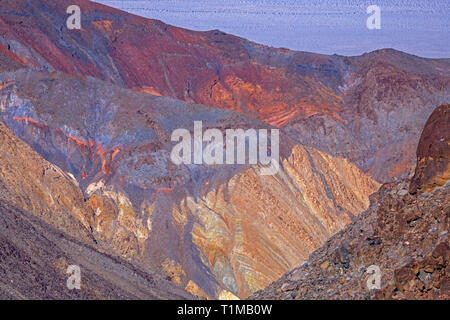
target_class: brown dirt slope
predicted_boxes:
[0,200,193,300]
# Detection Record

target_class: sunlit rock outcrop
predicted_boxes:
[409,104,450,194]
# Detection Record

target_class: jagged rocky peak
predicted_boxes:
[409,104,450,195]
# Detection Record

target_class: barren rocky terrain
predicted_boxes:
[0,121,193,299]
[1,0,449,182]
[0,68,378,298]
[0,0,448,300]
[252,105,449,300]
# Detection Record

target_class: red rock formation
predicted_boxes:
[0,0,448,182]
[410,104,450,194]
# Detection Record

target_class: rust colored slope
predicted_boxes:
[252,107,450,300]
[187,145,379,297]
[410,104,450,194]
[1,0,449,184]
[0,0,345,127]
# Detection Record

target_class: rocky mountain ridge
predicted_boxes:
[1,0,449,182]
[251,105,449,300]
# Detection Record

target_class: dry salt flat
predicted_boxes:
[95,0,450,58]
